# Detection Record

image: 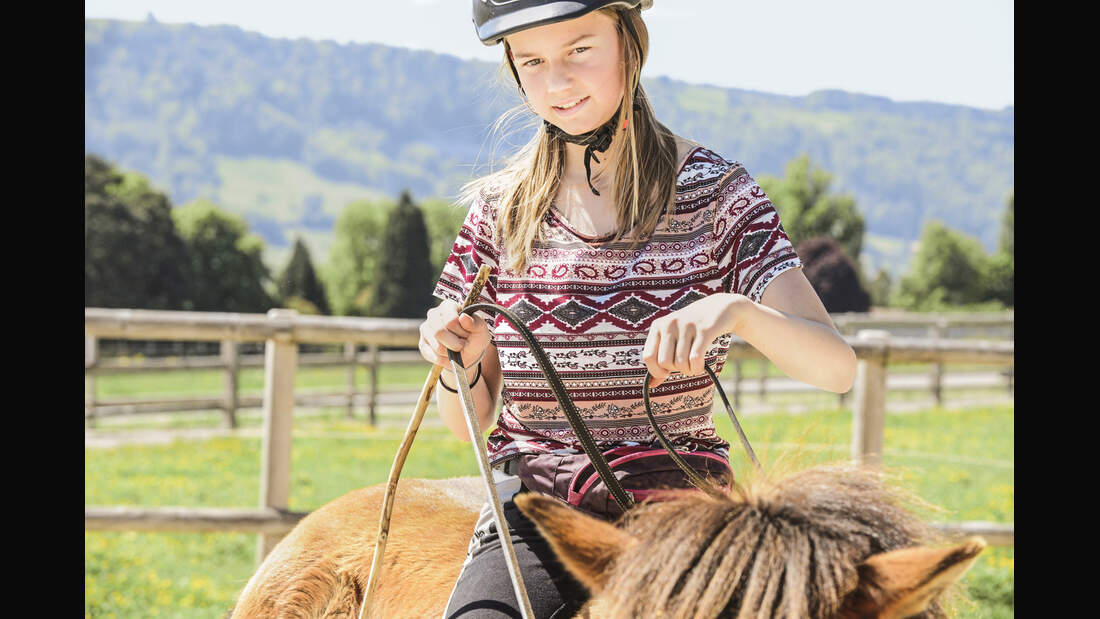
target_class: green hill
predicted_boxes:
[85,18,1013,276]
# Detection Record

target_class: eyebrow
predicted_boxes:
[512,34,596,60]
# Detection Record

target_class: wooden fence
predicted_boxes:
[85,311,1015,426]
[833,311,1013,407]
[85,343,418,427]
[83,308,1015,564]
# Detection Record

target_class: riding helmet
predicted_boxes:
[473,0,653,46]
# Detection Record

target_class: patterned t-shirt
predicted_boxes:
[432,145,802,467]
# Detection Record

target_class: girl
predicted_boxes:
[419,2,857,616]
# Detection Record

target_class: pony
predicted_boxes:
[230,464,984,618]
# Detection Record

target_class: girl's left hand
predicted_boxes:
[641,293,747,389]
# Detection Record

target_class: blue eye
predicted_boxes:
[523,58,541,68]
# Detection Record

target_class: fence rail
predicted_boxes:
[85,325,1014,424]
[84,307,1015,563]
[831,310,1013,330]
[84,370,1011,419]
[87,350,423,373]
[83,505,1015,547]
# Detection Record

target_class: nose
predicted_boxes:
[545,61,574,98]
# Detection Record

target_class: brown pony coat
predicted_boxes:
[231,477,482,618]
[232,465,984,618]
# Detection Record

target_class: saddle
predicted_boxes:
[511,445,733,520]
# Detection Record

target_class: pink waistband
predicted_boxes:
[566,447,731,507]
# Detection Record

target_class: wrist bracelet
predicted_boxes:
[443,347,485,374]
[438,361,482,393]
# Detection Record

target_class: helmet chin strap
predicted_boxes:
[505,15,645,198]
[543,108,621,197]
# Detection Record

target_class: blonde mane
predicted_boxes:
[594,464,947,617]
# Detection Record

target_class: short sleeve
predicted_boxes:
[431,188,500,327]
[710,163,802,303]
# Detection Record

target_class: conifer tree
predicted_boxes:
[277,237,330,314]
[367,190,434,318]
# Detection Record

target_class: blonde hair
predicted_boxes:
[457,6,680,275]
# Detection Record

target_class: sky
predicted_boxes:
[84,0,1013,111]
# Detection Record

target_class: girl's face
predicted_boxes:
[507,11,626,136]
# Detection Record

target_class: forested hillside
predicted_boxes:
[85,18,1013,275]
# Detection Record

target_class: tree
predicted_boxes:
[867,267,893,309]
[757,155,865,262]
[795,237,871,313]
[85,154,192,310]
[173,199,273,313]
[277,237,330,314]
[85,153,121,196]
[1000,189,1013,257]
[325,198,395,316]
[366,190,435,318]
[983,189,1013,307]
[420,197,471,278]
[981,251,1013,308]
[895,221,988,310]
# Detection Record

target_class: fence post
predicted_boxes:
[1008,318,1014,395]
[257,309,299,565]
[732,359,742,410]
[86,335,98,428]
[345,342,357,419]
[221,340,239,429]
[852,329,889,466]
[368,344,380,426]
[837,322,850,409]
[758,359,767,402]
[929,320,944,406]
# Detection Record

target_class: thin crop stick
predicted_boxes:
[359,265,492,619]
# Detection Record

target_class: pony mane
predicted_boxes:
[600,463,949,618]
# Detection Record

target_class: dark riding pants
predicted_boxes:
[443,472,590,618]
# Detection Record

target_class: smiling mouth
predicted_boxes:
[553,96,589,111]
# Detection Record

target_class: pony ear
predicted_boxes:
[513,493,634,593]
[840,537,986,619]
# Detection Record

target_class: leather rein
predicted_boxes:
[459,302,762,511]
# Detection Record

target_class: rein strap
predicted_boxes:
[462,303,762,510]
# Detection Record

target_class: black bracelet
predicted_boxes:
[438,361,482,393]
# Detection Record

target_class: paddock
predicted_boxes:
[84,307,1014,615]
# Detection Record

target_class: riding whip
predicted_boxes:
[357,265,539,619]
[441,316,537,619]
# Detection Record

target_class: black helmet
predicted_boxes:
[473,0,653,46]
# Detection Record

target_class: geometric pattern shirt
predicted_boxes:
[432,145,802,467]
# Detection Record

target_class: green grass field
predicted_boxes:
[85,398,1013,618]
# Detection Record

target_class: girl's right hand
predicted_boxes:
[418,299,492,370]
